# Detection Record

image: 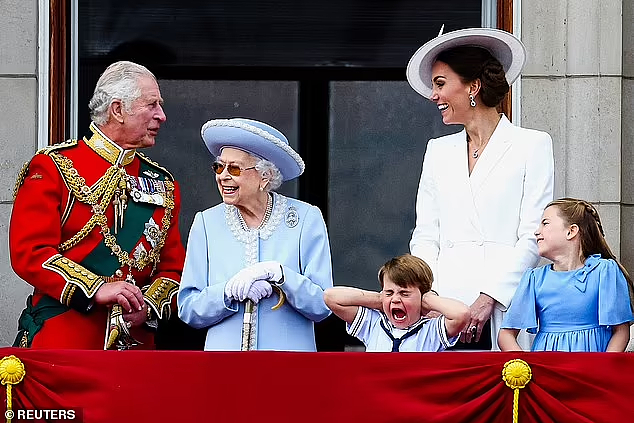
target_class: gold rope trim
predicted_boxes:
[50,152,175,272]
[1,355,25,423]
[12,161,31,201]
[50,152,121,251]
[502,359,532,423]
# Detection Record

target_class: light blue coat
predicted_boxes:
[178,193,333,351]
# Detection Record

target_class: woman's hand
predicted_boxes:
[461,293,496,343]
[225,261,284,302]
[246,280,273,304]
[123,303,149,328]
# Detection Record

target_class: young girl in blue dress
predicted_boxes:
[498,198,633,352]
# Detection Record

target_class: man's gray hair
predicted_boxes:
[88,61,156,125]
[255,159,283,191]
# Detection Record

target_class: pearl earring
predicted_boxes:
[469,94,476,107]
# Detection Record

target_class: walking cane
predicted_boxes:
[240,286,286,351]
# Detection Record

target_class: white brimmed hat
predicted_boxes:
[406,27,526,99]
[201,118,305,182]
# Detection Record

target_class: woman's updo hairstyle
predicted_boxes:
[436,46,509,108]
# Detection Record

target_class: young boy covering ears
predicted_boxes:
[324,254,470,352]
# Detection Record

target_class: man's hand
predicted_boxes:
[95,281,144,313]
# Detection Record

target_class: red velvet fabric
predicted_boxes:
[1,348,632,423]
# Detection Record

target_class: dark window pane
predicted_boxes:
[78,0,481,68]
[328,81,460,290]
[142,80,299,242]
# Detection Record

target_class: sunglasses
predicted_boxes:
[212,161,257,177]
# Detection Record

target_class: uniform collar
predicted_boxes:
[85,122,136,166]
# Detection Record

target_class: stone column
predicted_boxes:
[0,0,40,346]
[622,0,634,350]
[521,0,634,349]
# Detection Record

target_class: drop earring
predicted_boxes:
[469,94,476,107]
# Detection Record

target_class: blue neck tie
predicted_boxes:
[380,320,426,352]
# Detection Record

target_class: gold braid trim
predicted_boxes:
[38,139,78,155]
[43,254,105,302]
[12,161,31,200]
[50,152,175,271]
[51,152,122,252]
[143,277,179,319]
[50,152,120,204]
[12,140,79,201]
[61,284,77,306]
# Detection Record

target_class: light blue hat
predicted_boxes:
[201,118,305,181]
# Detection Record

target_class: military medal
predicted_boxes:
[112,168,129,234]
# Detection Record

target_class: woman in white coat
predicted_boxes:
[406,28,554,350]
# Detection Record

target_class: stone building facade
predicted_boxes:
[1,0,632,347]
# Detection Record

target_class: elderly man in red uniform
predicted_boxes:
[10,61,185,349]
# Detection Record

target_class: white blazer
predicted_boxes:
[410,115,554,348]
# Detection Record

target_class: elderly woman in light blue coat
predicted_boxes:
[178,118,333,351]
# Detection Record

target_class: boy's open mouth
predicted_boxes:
[391,307,407,322]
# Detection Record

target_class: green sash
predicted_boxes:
[13,295,68,347]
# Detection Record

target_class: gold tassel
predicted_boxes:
[502,359,532,423]
[0,355,25,423]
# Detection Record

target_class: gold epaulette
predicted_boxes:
[13,139,79,200]
[137,152,175,181]
[37,139,79,156]
[143,277,179,319]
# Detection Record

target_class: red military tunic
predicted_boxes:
[10,123,185,349]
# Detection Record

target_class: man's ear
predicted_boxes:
[110,100,125,124]
[567,224,579,240]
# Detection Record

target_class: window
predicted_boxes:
[50,0,507,350]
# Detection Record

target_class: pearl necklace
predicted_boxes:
[238,193,273,231]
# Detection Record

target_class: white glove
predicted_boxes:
[224,275,256,302]
[247,261,284,284]
[224,261,283,302]
[246,279,273,304]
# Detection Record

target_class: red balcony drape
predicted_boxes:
[1,348,633,423]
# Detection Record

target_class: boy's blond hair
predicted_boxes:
[378,254,433,295]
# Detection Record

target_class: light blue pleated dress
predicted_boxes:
[502,254,633,351]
